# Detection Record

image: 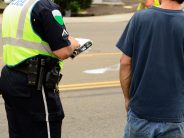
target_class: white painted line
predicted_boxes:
[83,64,120,74]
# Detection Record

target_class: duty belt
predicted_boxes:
[9,56,62,90]
[10,61,36,74]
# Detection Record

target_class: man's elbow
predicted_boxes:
[120,54,132,67]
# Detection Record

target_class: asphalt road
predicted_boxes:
[0,20,128,138]
[61,21,127,85]
[0,87,126,138]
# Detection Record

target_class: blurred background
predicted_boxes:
[0,0,139,15]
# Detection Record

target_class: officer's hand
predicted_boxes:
[53,36,80,60]
[75,38,92,48]
[70,38,93,58]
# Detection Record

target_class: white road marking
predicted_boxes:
[83,64,120,74]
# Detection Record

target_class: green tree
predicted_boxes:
[79,0,92,9]
[54,0,92,14]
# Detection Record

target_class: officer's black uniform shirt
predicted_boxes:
[31,0,70,51]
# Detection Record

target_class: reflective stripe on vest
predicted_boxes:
[2,37,52,53]
[2,0,63,68]
[17,0,36,38]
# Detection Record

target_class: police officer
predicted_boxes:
[0,0,80,137]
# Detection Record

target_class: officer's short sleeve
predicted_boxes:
[31,2,71,51]
[116,15,136,57]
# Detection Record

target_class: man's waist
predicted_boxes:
[130,101,184,123]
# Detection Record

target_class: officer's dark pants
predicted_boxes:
[0,66,65,138]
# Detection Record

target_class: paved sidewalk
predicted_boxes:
[64,13,133,23]
[0,13,134,24]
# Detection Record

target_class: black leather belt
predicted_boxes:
[8,63,31,74]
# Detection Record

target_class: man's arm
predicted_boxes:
[53,36,79,60]
[119,53,132,112]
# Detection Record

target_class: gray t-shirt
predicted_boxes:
[117,6,184,122]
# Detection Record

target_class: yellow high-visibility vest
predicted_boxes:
[2,0,64,69]
[137,0,160,11]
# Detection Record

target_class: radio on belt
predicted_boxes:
[70,38,93,59]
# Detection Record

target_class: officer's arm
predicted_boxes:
[53,36,79,60]
[119,53,132,112]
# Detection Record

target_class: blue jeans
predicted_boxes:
[124,109,184,138]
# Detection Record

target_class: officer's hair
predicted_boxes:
[172,0,184,4]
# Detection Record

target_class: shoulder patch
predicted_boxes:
[52,10,64,25]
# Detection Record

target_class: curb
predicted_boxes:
[92,2,124,5]
[64,13,134,23]
[0,13,134,24]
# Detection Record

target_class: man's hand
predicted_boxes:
[125,98,130,112]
